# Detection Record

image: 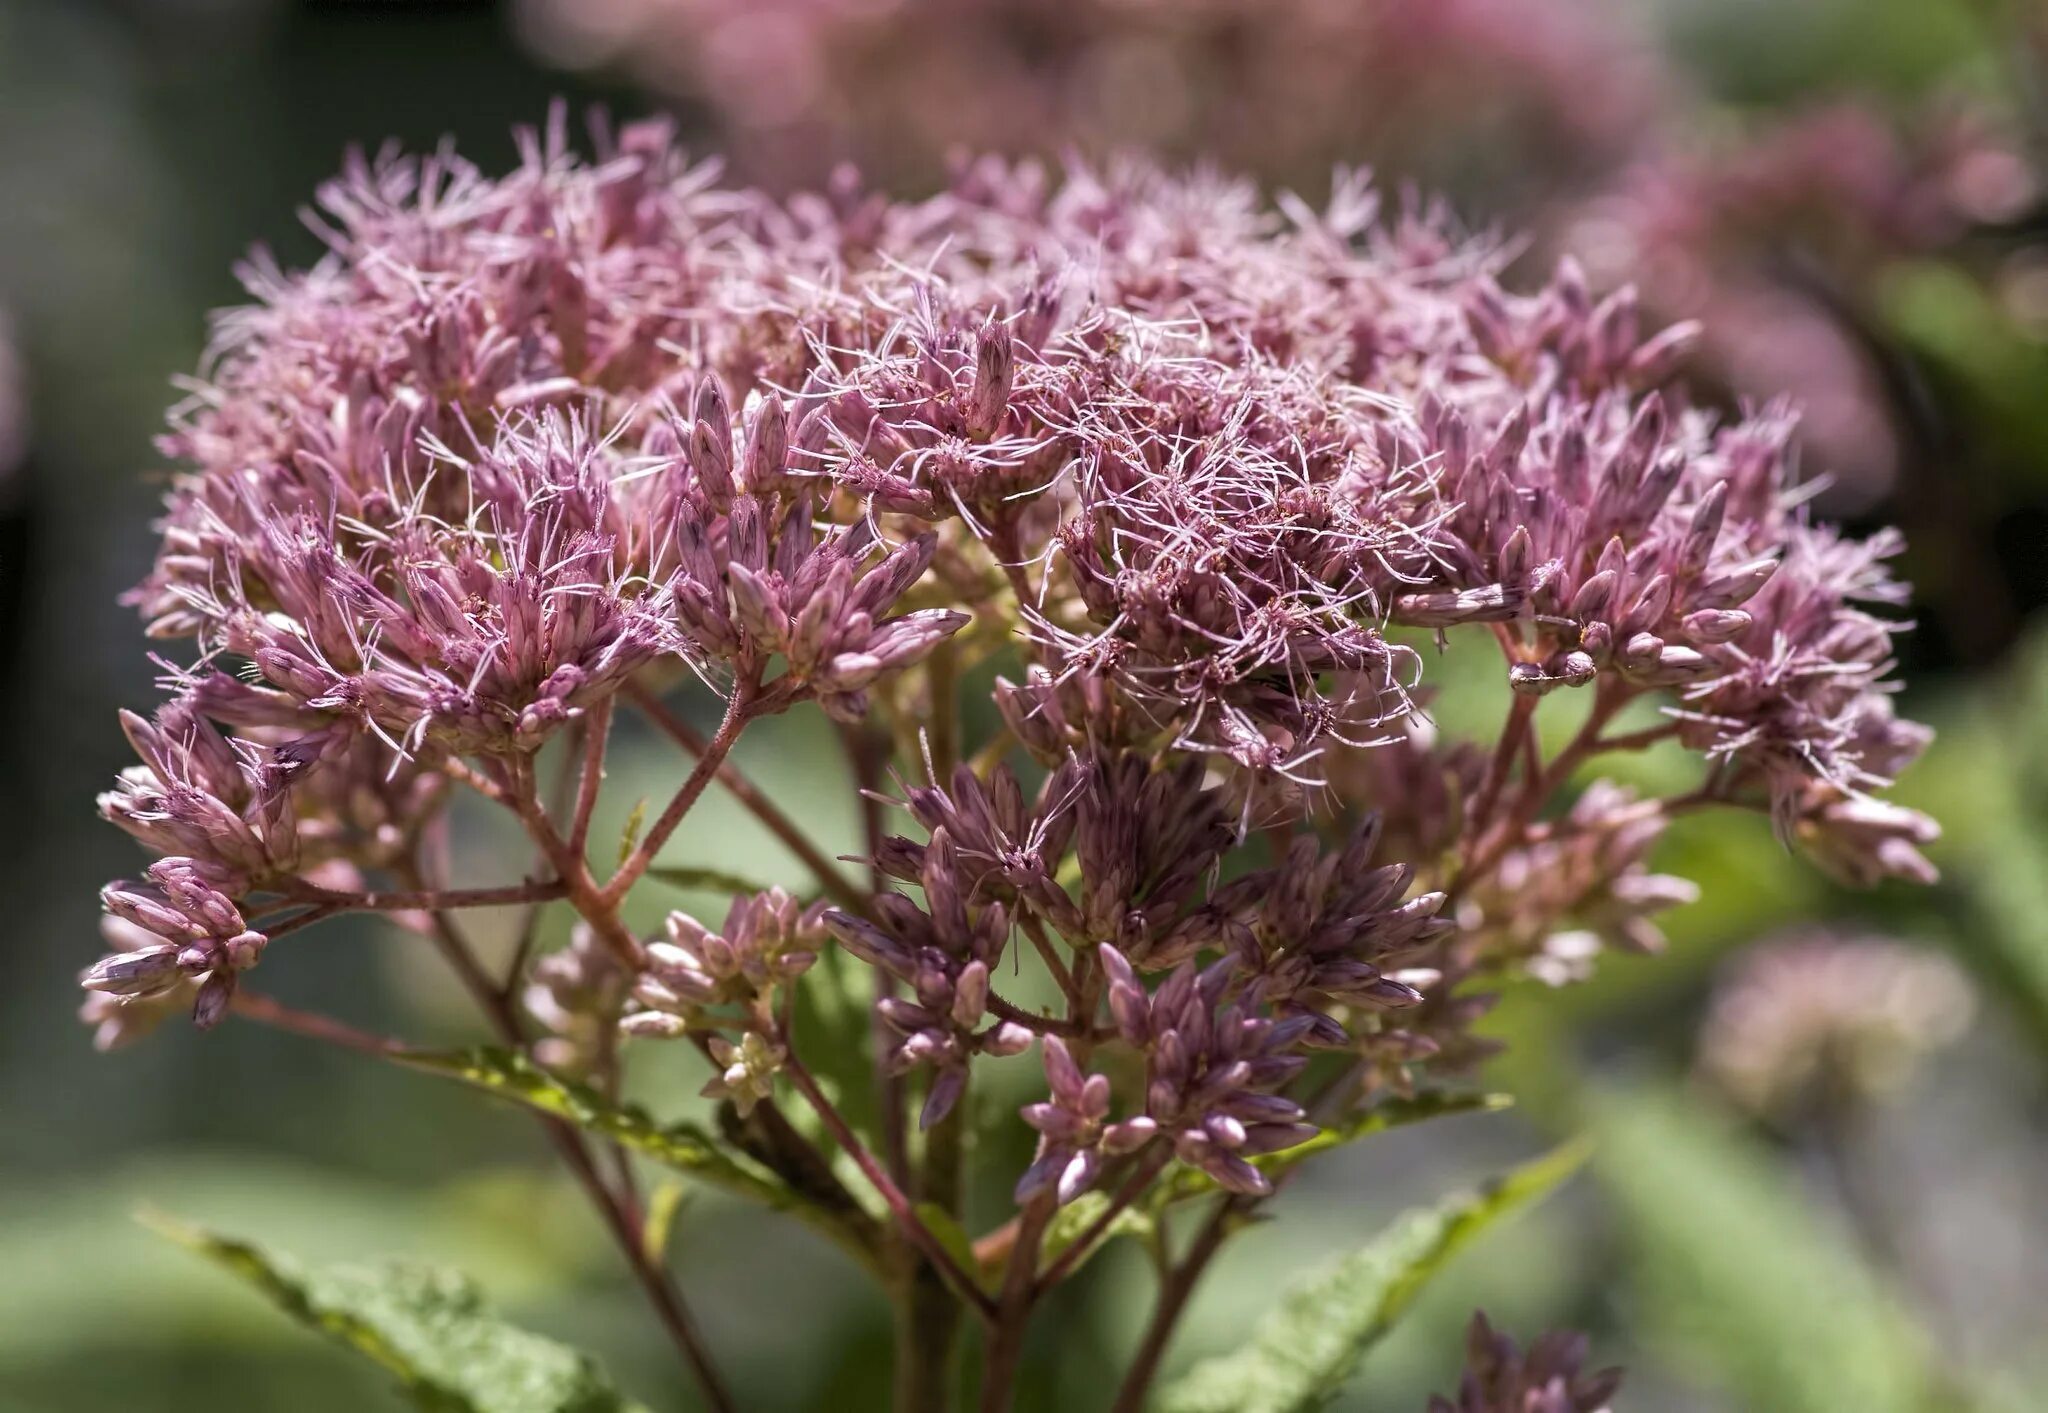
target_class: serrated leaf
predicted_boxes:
[1156,1139,1588,1413]
[142,1212,646,1413]
[1037,1190,1155,1279]
[1149,1091,1512,1211]
[1590,1084,1952,1413]
[644,864,775,900]
[400,1047,878,1270]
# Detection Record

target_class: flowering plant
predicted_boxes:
[83,113,1936,1411]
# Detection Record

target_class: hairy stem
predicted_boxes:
[503,739,586,998]
[892,1259,953,1413]
[839,717,913,1187]
[244,903,342,941]
[1451,682,1634,901]
[986,990,1096,1039]
[1019,914,1082,1012]
[914,1077,970,1403]
[1466,692,1537,849]
[568,697,613,862]
[549,1120,736,1413]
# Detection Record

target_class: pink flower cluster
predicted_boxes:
[88,117,1935,1221]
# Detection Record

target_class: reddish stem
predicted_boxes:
[779,1046,995,1321]
[625,679,870,915]
[568,697,613,862]
[603,674,756,908]
[1108,1200,1239,1413]
[1034,1147,1171,1293]
[285,878,567,913]
[231,990,402,1056]
[979,1196,1056,1413]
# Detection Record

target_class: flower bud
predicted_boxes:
[967,315,1013,439]
[81,945,183,997]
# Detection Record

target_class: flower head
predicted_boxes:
[1429,1311,1622,1413]
[87,859,268,1029]
[824,830,1033,1126]
[1098,945,1317,1195]
[627,887,826,1033]
[1699,932,1975,1120]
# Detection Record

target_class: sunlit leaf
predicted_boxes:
[399,1047,879,1270]
[1036,1190,1154,1280]
[1157,1139,1588,1413]
[142,1212,646,1413]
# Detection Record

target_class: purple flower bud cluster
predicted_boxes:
[825,832,1035,1128]
[88,858,267,1029]
[1015,1034,1157,1205]
[872,758,1082,919]
[525,922,633,1078]
[629,888,826,1032]
[200,415,684,758]
[1094,947,1318,1196]
[652,374,969,716]
[1215,820,1450,1044]
[101,700,303,886]
[1428,1311,1622,1413]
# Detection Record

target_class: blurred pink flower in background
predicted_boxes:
[1698,931,1976,1122]
[1570,101,2036,508]
[514,0,1660,193]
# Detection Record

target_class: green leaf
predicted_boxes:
[644,864,775,900]
[1156,1139,1588,1413]
[912,1202,984,1292]
[1037,1190,1155,1279]
[639,1179,689,1267]
[1590,1083,1953,1413]
[614,798,647,869]
[402,1049,750,1183]
[400,1047,879,1271]
[141,1212,646,1413]
[1148,1091,1512,1211]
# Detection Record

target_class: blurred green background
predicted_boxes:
[3,1,2047,1409]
